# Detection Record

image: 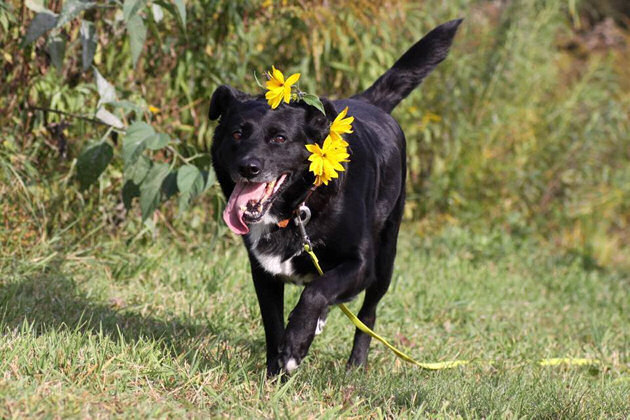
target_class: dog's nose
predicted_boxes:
[238,158,262,179]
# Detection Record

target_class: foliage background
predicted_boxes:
[2,0,629,269]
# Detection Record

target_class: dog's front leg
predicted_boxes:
[279,258,366,373]
[249,256,285,376]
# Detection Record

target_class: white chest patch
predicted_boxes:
[253,252,295,277]
[248,216,315,284]
[251,249,316,284]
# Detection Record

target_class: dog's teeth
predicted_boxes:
[265,181,275,195]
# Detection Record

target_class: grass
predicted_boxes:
[3,0,630,416]
[1,224,628,418]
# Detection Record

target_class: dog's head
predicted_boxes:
[209,85,337,235]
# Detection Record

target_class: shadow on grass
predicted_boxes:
[0,265,263,372]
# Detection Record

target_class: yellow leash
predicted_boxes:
[336,301,469,369]
[302,243,619,372]
[303,243,469,370]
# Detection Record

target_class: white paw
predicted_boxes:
[284,358,299,373]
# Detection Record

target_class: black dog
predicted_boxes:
[209,19,462,376]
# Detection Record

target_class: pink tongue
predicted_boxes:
[223,181,267,235]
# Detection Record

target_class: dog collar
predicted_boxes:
[276,185,318,229]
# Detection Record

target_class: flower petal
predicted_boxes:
[309,158,323,176]
[285,72,301,87]
[330,117,354,135]
[265,88,281,100]
[330,107,354,136]
[322,158,334,175]
[331,160,345,172]
[271,65,284,84]
[305,107,354,186]
[336,106,348,121]
[327,147,349,161]
[283,85,292,104]
[266,78,283,89]
[305,143,323,155]
[269,94,283,109]
[265,88,284,109]
[328,132,349,148]
[322,135,335,152]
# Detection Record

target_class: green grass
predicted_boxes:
[3,1,630,416]
[1,225,628,418]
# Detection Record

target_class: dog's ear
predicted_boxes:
[304,97,338,142]
[208,85,249,120]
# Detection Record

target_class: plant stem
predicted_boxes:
[26,106,114,128]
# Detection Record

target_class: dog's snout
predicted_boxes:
[238,158,262,179]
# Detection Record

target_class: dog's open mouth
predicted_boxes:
[222,173,288,235]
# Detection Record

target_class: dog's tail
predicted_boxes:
[353,19,463,114]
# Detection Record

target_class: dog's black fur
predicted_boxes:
[209,19,462,376]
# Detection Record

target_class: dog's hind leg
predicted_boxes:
[347,206,403,367]
[315,307,328,335]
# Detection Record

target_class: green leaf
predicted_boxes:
[177,164,204,212]
[301,93,326,115]
[93,67,117,106]
[122,122,154,167]
[56,0,96,28]
[161,171,178,200]
[201,167,216,192]
[139,162,169,220]
[151,4,163,22]
[46,35,65,73]
[22,10,57,46]
[127,14,146,68]
[0,12,8,32]
[25,0,47,13]
[153,0,182,30]
[122,180,140,210]
[95,108,124,129]
[191,154,212,167]
[109,100,142,115]
[177,165,204,195]
[80,20,96,72]
[125,155,151,184]
[123,0,146,23]
[174,0,186,27]
[0,2,15,32]
[146,133,169,150]
[76,141,113,189]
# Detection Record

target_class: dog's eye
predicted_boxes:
[232,130,242,140]
[271,135,286,144]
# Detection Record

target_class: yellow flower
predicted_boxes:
[328,106,354,147]
[305,135,350,186]
[265,66,300,109]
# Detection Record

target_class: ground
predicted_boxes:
[1,224,628,418]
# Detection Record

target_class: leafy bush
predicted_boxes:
[1,0,629,268]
